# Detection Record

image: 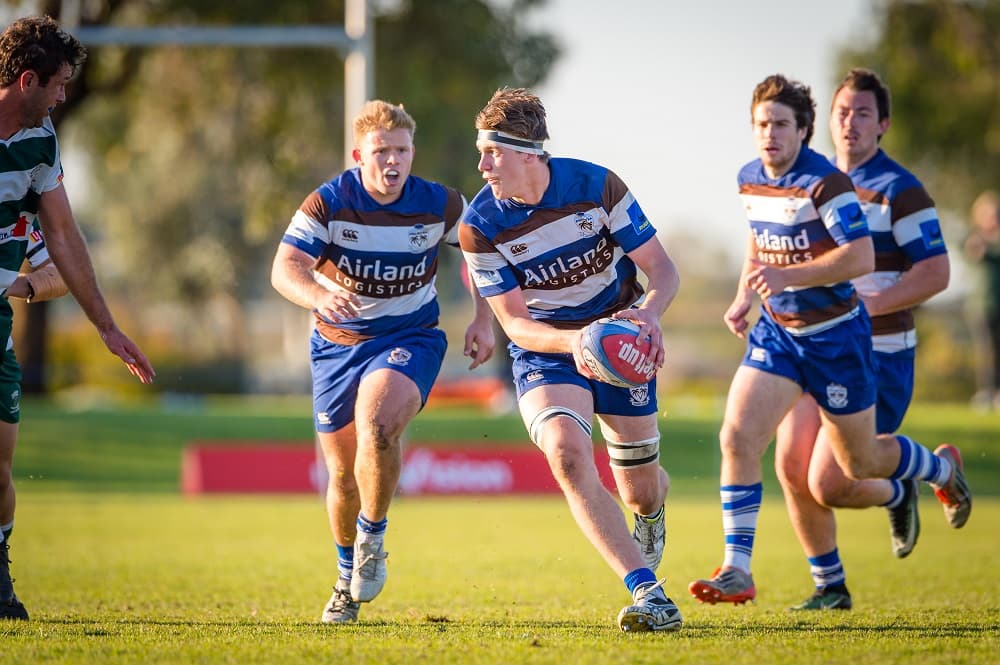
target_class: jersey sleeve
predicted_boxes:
[442,189,467,247]
[458,217,519,297]
[602,170,656,252]
[891,185,947,263]
[25,222,50,268]
[812,171,869,245]
[281,190,331,259]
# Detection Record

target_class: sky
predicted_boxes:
[524,0,874,260]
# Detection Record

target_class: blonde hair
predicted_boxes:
[352,100,416,147]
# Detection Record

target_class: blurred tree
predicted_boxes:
[3,0,559,391]
[835,0,999,214]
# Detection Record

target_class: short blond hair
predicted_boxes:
[352,100,416,147]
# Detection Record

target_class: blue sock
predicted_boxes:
[336,543,354,582]
[808,549,846,589]
[881,479,904,508]
[891,435,949,485]
[357,513,387,535]
[624,567,658,595]
[721,482,763,572]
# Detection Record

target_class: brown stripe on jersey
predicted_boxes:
[458,222,495,253]
[753,235,837,266]
[315,318,373,345]
[891,186,935,222]
[810,171,856,209]
[518,238,617,291]
[874,250,911,273]
[601,170,629,211]
[854,187,888,206]
[314,255,439,299]
[442,188,465,235]
[739,183,811,198]
[871,309,915,336]
[542,283,645,329]
[494,202,596,245]
[333,207,443,227]
[765,292,860,329]
[300,190,330,222]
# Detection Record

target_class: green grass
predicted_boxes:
[2,397,998,663]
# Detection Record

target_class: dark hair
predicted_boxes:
[751,74,816,145]
[0,15,87,88]
[475,87,549,142]
[833,68,891,121]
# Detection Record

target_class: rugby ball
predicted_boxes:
[580,317,657,388]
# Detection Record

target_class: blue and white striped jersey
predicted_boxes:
[280,168,466,345]
[459,157,656,328]
[738,145,870,335]
[842,149,946,352]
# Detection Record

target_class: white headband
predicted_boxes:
[477,129,546,155]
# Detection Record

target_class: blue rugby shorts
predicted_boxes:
[508,343,657,416]
[741,311,877,416]
[310,326,447,433]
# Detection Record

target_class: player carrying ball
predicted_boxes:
[459,87,683,632]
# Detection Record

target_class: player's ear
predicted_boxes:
[19,70,35,89]
[351,148,361,164]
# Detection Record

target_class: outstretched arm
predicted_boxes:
[37,184,155,384]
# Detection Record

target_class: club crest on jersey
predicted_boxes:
[826,383,848,409]
[387,348,412,366]
[575,212,596,236]
[408,225,429,252]
[784,197,798,222]
[629,384,650,407]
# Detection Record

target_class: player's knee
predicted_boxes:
[0,461,11,493]
[543,439,591,484]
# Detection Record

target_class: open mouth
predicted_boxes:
[384,169,401,186]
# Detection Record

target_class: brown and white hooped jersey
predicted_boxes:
[280,168,466,345]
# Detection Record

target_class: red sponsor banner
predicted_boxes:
[180,441,617,496]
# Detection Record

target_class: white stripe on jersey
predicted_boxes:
[872,329,918,353]
[606,190,639,234]
[740,193,818,227]
[853,269,899,298]
[0,266,20,291]
[817,190,866,234]
[893,207,940,245]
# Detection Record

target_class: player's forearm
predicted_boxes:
[863,255,950,316]
[500,314,576,355]
[782,237,874,289]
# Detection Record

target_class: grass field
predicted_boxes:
[1,397,998,664]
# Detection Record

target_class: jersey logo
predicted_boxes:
[408,225,429,252]
[575,212,596,236]
[920,220,944,249]
[341,228,359,242]
[510,242,529,256]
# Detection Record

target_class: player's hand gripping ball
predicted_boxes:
[579,317,657,387]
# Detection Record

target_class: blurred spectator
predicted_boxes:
[963,190,1000,410]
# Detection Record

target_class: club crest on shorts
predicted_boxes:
[629,384,650,407]
[387,348,412,366]
[826,383,848,409]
